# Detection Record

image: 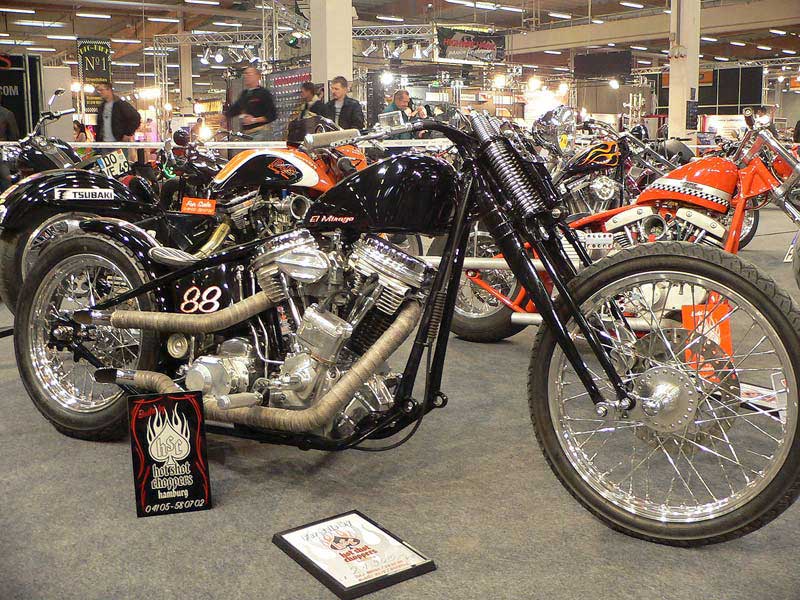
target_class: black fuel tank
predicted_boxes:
[303,154,457,235]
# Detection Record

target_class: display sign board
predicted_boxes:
[77,38,111,114]
[128,391,213,518]
[686,100,699,130]
[662,70,714,88]
[274,511,435,599]
[574,51,632,78]
[436,27,505,63]
[0,62,26,140]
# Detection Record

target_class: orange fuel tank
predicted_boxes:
[638,156,738,213]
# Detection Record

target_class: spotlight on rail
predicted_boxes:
[421,41,436,58]
[200,47,212,65]
[391,41,408,59]
[362,41,378,57]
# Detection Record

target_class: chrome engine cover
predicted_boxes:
[184,338,255,401]
[348,235,430,314]
[269,305,353,409]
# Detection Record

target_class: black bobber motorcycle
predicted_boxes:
[15,114,800,546]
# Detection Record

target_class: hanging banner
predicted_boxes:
[436,27,505,63]
[77,38,111,114]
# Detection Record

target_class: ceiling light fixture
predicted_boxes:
[376,15,404,22]
[14,19,63,27]
[111,61,140,66]
[757,45,772,51]
[148,17,180,23]
[638,59,652,64]
[544,49,562,55]
[619,1,644,8]
[730,41,746,46]
[783,49,797,55]
[609,78,620,89]
[0,7,34,13]
[214,49,224,62]
[553,66,570,71]
[770,29,787,35]
[76,12,111,19]
[630,45,648,50]
[499,5,524,12]
[185,0,219,4]
[548,11,571,19]
[591,19,604,24]
[200,47,212,65]
[714,56,729,61]
[112,38,140,44]
[242,47,259,63]
[27,47,56,52]
[700,36,717,42]
[361,40,378,56]
[47,34,77,40]
[391,41,409,58]
[212,21,242,27]
[114,80,134,84]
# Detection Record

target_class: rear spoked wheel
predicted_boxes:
[529,242,800,545]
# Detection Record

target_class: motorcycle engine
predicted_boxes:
[252,231,430,438]
[565,172,622,214]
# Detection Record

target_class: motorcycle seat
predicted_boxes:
[148,246,198,268]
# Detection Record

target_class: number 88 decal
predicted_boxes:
[180,285,222,313]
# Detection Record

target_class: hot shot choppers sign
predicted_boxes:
[274,511,435,599]
[128,391,212,518]
[436,27,505,63]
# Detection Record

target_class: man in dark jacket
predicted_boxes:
[95,82,140,144]
[225,66,277,141]
[324,76,364,130]
[0,97,19,141]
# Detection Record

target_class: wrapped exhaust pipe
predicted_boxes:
[94,368,181,394]
[204,301,422,433]
[98,301,422,434]
[74,291,273,335]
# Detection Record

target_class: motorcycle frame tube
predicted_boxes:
[473,176,611,405]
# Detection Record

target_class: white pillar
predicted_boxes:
[310,0,353,96]
[179,21,195,115]
[667,0,700,138]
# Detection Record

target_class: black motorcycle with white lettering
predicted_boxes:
[16,114,800,546]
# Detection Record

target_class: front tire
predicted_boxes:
[737,206,760,249]
[15,233,159,441]
[529,242,800,545]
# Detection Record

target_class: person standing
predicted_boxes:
[225,66,277,141]
[324,76,364,130]
[95,82,141,149]
[382,90,425,139]
[296,82,325,120]
[0,97,20,141]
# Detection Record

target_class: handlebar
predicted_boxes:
[304,128,362,149]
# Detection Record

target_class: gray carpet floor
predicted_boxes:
[2,208,799,600]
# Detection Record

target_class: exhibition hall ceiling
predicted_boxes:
[0,0,797,93]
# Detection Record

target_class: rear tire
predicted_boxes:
[428,231,525,343]
[15,233,159,441]
[529,242,800,545]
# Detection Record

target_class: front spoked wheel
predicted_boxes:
[529,242,800,545]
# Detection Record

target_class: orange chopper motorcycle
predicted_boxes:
[446,107,800,343]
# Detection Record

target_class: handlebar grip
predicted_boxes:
[304,129,360,149]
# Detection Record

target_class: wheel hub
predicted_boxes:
[632,367,697,433]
